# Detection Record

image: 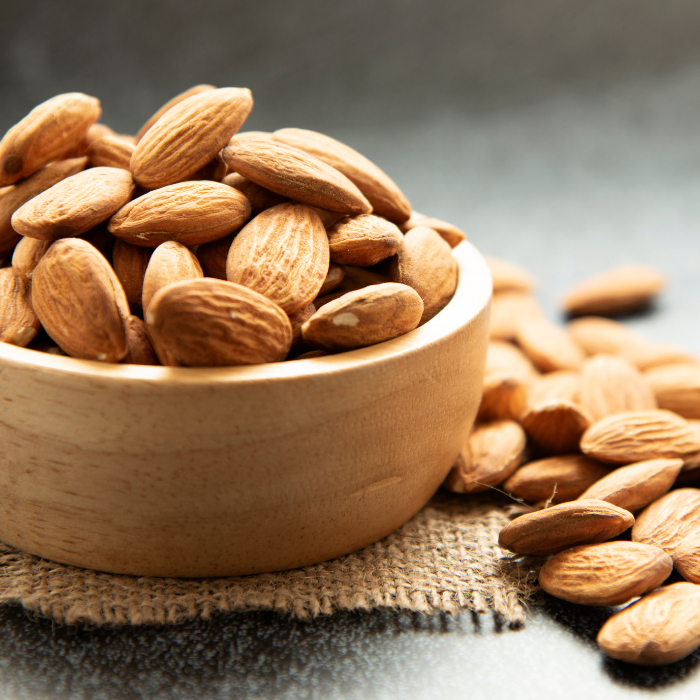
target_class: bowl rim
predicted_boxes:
[0,240,492,385]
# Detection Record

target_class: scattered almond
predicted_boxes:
[567,316,640,356]
[489,292,543,341]
[520,400,591,454]
[644,364,700,419]
[485,257,534,294]
[398,211,466,248]
[516,317,585,372]
[527,370,580,407]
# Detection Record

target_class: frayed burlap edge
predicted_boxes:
[0,494,542,627]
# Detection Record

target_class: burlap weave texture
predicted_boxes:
[0,495,539,627]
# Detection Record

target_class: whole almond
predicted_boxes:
[86,134,134,170]
[196,234,233,281]
[527,370,581,407]
[579,458,683,512]
[398,211,466,248]
[301,282,423,352]
[135,84,216,142]
[32,238,129,361]
[520,400,591,454]
[0,157,88,256]
[389,226,458,324]
[272,127,410,223]
[142,241,203,314]
[122,316,158,365]
[327,214,403,266]
[597,582,700,665]
[108,181,251,247]
[674,539,700,584]
[84,123,117,147]
[318,263,345,296]
[478,374,528,422]
[289,303,316,349]
[12,167,134,241]
[503,454,610,504]
[145,278,292,366]
[485,256,534,294]
[485,340,539,382]
[222,172,288,212]
[0,268,40,346]
[580,354,657,421]
[112,239,153,312]
[0,93,100,185]
[567,316,640,356]
[498,499,634,556]
[581,410,700,464]
[11,237,52,280]
[620,341,698,371]
[539,541,672,606]
[226,203,329,313]
[222,137,372,215]
[444,420,526,494]
[131,87,253,189]
[489,292,543,341]
[516,317,585,372]
[644,364,700,419]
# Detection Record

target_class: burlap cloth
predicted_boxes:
[0,494,541,627]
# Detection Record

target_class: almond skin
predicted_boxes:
[489,292,543,341]
[597,582,700,665]
[327,214,403,266]
[222,172,288,213]
[485,340,539,382]
[498,499,634,556]
[527,370,581,407]
[11,237,52,280]
[389,226,458,324]
[12,167,135,241]
[567,316,640,356]
[674,539,700,584]
[32,238,129,362]
[196,234,233,281]
[645,364,700,419]
[142,241,203,314]
[145,278,292,366]
[272,127,410,223]
[108,181,251,247]
[222,137,372,215]
[122,316,158,365]
[399,211,466,248]
[86,134,134,170]
[485,257,534,293]
[111,239,152,312]
[301,282,423,352]
[520,400,592,454]
[0,268,40,346]
[318,264,345,296]
[226,203,329,314]
[288,303,316,349]
[516,317,585,372]
[131,87,252,189]
[0,92,101,185]
[478,374,528,422]
[539,541,672,606]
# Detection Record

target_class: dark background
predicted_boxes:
[3,1,700,698]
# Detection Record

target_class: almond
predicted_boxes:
[567,316,640,356]
[516,317,585,372]
[485,256,535,293]
[145,278,292,366]
[520,400,591,454]
[0,157,88,256]
[272,127,410,222]
[527,370,581,407]
[562,265,666,317]
[580,354,657,421]
[86,134,134,170]
[301,282,423,352]
[445,420,526,494]
[122,316,158,365]
[478,374,528,422]
[674,539,700,584]
[398,211,465,248]
[498,499,634,556]
[485,340,539,382]
[142,241,203,314]
[389,226,458,324]
[539,541,672,606]
[327,214,403,266]
[288,303,316,349]
[578,458,683,512]
[131,87,252,189]
[196,234,233,281]
[108,181,251,247]
[293,349,328,360]
[620,341,698,371]
[503,454,610,504]
[581,410,700,464]
[112,239,153,312]
[597,582,700,665]
[0,93,100,185]
[318,263,345,296]
[222,172,288,212]
[11,237,52,280]
[84,123,117,147]
[489,292,543,342]
[12,167,134,241]
[32,238,129,361]
[0,268,40,346]
[644,364,700,419]
[226,203,329,313]
[222,137,372,215]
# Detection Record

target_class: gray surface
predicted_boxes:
[2,1,700,697]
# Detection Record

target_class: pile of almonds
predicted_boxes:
[447,260,700,665]
[0,87,463,366]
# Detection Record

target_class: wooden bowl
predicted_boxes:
[0,241,491,577]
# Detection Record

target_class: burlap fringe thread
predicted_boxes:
[0,495,540,627]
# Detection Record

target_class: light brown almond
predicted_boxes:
[485,256,535,294]
[0,267,40,346]
[580,354,657,421]
[540,541,672,606]
[620,341,699,371]
[520,400,592,454]
[11,237,52,280]
[32,238,129,361]
[221,172,289,212]
[389,226,458,324]
[489,292,543,341]
[226,203,329,314]
[498,499,634,556]
[327,214,403,266]
[579,458,683,512]
[132,87,253,189]
[0,93,100,185]
[122,316,158,365]
[674,539,700,584]
[135,84,216,142]
[111,239,152,312]
[567,316,640,356]
[288,303,316,349]
[398,211,465,248]
[581,410,700,464]
[145,278,292,366]
[516,317,585,372]
[485,340,539,382]
[527,370,581,407]
[308,206,346,229]
[504,454,610,504]
[272,127,410,223]
[84,123,116,147]
[562,265,666,317]
[108,181,251,247]
[318,263,345,296]
[12,167,134,241]
[444,420,526,494]
[597,582,700,665]
[86,134,134,170]
[644,364,700,419]
[196,234,233,281]
[301,282,423,352]
[142,241,203,314]
[0,157,88,256]
[222,137,372,215]
[478,374,529,422]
